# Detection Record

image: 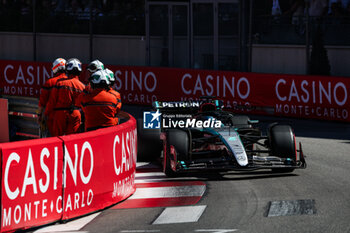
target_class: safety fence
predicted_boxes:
[0,113,137,232]
[252,15,350,46]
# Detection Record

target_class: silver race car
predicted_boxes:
[137,97,306,177]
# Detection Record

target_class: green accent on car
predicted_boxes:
[228,136,237,141]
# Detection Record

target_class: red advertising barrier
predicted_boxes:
[0,60,51,97]
[0,137,64,232]
[1,59,349,122]
[0,60,89,97]
[0,114,137,232]
[109,66,349,122]
[59,118,137,220]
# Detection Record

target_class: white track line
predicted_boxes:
[34,213,100,232]
[129,185,206,199]
[195,230,238,233]
[120,231,160,233]
[153,205,207,224]
[135,172,166,178]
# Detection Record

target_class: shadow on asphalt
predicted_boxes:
[136,160,299,182]
[163,170,298,182]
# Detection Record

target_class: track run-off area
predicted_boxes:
[31,116,350,233]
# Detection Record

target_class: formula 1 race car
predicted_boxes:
[137,97,306,177]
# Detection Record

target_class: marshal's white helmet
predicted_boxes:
[87,59,105,73]
[105,68,115,84]
[52,58,66,75]
[90,70,110,85]
[66,58,82,75]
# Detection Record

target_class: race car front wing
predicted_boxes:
[168,141,306,173]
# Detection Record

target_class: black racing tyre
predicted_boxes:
[137,118,162,161]
[164,129,190,177]
[269,124,296,158]
[269,124,296,173]
[167,129,190,161]
[230,115,251,128]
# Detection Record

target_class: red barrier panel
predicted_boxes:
[110,66,350,122]
[0,137,64,232]
[0,60,89,98]
[0,114,137,232]
[59,117,137,220]
[1,59,349,122]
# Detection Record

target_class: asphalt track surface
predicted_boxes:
[32,115,350,233]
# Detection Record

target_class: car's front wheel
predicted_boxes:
[164,129,189,177]
[269,124,296,173]
[137,118,162,161]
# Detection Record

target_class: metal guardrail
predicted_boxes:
[4,95,40,141]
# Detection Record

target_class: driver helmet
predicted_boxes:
[200,102,216,112]
[52,58,66,75]
[87,59,105,73]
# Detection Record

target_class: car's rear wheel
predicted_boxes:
[164,129,189,177]
[137,118,162,161]
[269,124,296,173]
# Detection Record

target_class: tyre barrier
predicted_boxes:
[0,112,137,232]
[4,96,40,141]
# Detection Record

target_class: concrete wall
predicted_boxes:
[252,44,306,75]
[0,32,34,61]
[252,44,350,77]
[0,32,146,66]
[93,35,146,66]
[1,32,350,77]
[326,46,350,77]
[36,33,90,63]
